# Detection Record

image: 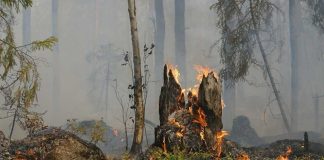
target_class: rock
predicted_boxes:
[9,127,106,160]
[228,116,264,147]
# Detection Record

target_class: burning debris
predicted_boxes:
[154,64,227,158]
[145,64,324,160]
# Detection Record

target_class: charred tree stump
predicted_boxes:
[155,67,224,153]
[198,72,223,133]
[158,65,185,126]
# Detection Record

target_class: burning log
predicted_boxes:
[159,65,185,126]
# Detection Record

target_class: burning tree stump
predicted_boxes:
[159,65,185,126]
[154,65,224,154]
[198,72,223,133]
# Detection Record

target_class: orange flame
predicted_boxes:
[168,118,182,128]
[176,131,184,138]
[167,64,181,84]
[221,99,225,110]
[215,130,229,158]
[237,153,250,160]
[162,136,167,153]
[194,65,218,83]
[200,128,205,141]
[192,107,208,127]
[188,106,193,115]
[276,146,292,160]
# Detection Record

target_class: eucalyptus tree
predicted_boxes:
[0,0,57,139]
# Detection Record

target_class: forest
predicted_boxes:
[1,0,324,159]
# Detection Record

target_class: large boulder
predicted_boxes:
[9,127,106,160]
[228,116,264,147]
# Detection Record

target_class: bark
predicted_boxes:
[174,0,187,87]
[159,65,185,125]
[249,0,291,133]
[198,72,223,133]
[128,0,145,155]
[289,0,302,132]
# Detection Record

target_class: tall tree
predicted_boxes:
[0,0,57,139]
[174,0,186,87]
[289,0,303,132]
[52,0,60,110]
[221,0,236,128]
[212,0,291,132]
[128,0,145,156]
[154,0,165,93]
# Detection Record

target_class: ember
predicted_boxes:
[167,64,180,84]
[155,64,224,154]
[215,131,229,158]
[192,107,208,127]
[276,146,292,160]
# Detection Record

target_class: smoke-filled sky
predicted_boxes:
[1,0,324,140]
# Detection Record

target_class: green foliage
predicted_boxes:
[90,120,106,144]
[211,0,276,84]
[0,0,32,12]
[0,0,57,134]
[65,119,107,145]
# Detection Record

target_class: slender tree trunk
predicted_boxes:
[249,0,291,133]
[128,0,145,156]
[289,0,302,132]
[174,0,186,87]
[52,0,60,111]
[154,0,165,102]
[9,107,18,142]
[124,122,128,151]
[23,7,31,44]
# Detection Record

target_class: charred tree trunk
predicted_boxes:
[128,0,145,156]
[174,0,187,87]
[198,73,223,133]
[159,65,185,125]
[155,67,223,152]
[249,0,291,133]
